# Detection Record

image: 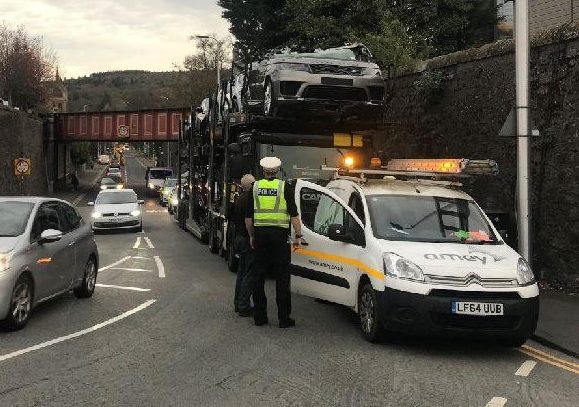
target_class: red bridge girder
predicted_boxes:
[56,108,190,142]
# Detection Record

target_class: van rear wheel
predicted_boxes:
[358,283,385,342]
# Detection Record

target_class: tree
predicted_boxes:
[219,0,498,67]
[185,36,231,71]
[283,0,389,51]
[218,0,288,61]
[390,0,498,57]
[0,23,56,109]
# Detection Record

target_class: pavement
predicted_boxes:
[0,151,577,407]
[534,290,579,358]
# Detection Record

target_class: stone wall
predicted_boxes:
[381,25,579,288]
[0,106,48,196]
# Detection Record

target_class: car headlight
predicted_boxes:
[277,63,310,72]
[148,183,155,189]
[383,253,424,282]
[363,67,382,76]
[100,185,107,190]
[91,211,102,219]
[130,210,141,217]
[0,252,12,272]
[516,258,535,286]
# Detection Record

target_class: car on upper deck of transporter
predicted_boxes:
[289,159,539,345]
[231,43,385,124]
[0,197,98,330]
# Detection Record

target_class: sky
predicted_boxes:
[0,0,231,78]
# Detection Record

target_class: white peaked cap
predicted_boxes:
[260,156,282,171]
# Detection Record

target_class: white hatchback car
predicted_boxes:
[89,189,144,232]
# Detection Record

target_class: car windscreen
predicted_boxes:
[282,46,371,62]
[108,168,120,173]
[366,195,499,244]
[96,192,137,204]
[164,179,177,187]
[150,169,173,179]
[101,178,116,185]
[0,201,35,237]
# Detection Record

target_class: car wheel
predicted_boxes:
[74,256,97,298]
[358,283,385,342]
[3,275,33,330]
[264,79,276,116]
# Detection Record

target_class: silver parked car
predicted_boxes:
[0,197,99,330]
[233,43,385,123]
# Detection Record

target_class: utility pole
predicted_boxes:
[177,120,183,227]
[514,0,531,262]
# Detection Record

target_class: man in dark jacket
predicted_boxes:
[233,174,256,317]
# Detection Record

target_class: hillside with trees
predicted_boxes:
[64,69,216,113]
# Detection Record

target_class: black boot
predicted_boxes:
[279,318,295,328]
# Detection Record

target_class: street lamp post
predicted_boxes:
[514,0,531,263]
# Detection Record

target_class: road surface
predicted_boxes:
[0,152,577,407]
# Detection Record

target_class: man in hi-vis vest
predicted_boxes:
[245,157,304,328]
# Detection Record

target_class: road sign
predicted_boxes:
[14,158,31,176]
[499,108,540,137]
[118,125,130,138]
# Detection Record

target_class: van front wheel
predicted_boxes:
[358,283,385,342]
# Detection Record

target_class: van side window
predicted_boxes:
[349,193,365,225]
[300,187,364,246]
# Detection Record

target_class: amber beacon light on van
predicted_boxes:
[385,159,499,176]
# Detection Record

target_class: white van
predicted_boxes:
[98,155,110,165]
[290,159,539,345]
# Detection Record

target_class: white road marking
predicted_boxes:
[0,300,156,363]
[133,237,141,249]
[96,284,151,292]
[485,397,507,407]
[144,237,154,248]
[131,256,151,260]
[109,267,153,272]
[154,255,165,278]
[98,256,131,271]
[515,360,537,377]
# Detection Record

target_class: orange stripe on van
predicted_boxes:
[293,247,384,280]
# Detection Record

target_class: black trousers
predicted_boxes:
[252,227,291,322]
[233,235,255,312]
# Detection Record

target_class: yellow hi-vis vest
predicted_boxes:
[253,178,290,228]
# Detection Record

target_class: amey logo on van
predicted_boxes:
[424,253,491,265]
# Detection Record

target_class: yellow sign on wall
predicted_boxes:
[14,158,31,176]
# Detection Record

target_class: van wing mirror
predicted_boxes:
[87,202,94,206]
